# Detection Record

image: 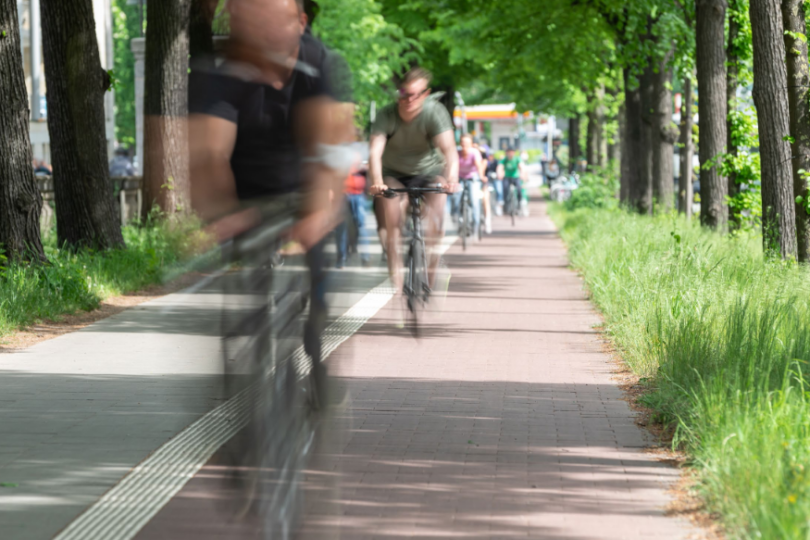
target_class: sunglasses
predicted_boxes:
[398,88,429,101]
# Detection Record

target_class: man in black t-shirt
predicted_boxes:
[189,0,353,243]
[189,0,354,388]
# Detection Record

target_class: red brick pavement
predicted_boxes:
[135,198,693,540]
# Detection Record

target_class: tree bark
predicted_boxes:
[143,0,191,217]
[678,75,695,218]
[586,89,602,171]
[638,62,655,214]
[40,0,124,250]
[618,100,629,203]
[0,0,46,262]
[569,114,581,173]
[782,0,810,262]
[624,67,648,213]
[750,0,797,258]
[652,47,677,212]
[696,0,728,230]
[608,84,621,166]
[727,3,740,220]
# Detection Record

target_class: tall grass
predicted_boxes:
[0,219,203,337]
[551,206,810,539]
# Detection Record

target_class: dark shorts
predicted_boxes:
[384,174,437,189]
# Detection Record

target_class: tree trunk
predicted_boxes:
[750,0,797,258]
[586,92,600,171]
[619,101,629,203]
[782,0,810,262]
[569,114,581,173]
[696,0,729,230]
[40,0,124,250]
[727,3,740,221]
[638,62,655,214]
[143,0,191,217]
[0,0,46,262]
[608,84,621,166]
[678,75,695,218]
[652,47,677,212]
[624,67,648,213]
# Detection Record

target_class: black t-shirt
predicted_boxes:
[189,33,339,200]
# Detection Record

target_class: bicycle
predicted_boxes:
[504,177,521,226]
[219,211,321,539]
[458,178,476,251]
[382,182,447,336]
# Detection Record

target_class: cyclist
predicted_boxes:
[484,152,502,216]
[454,133,487,237]
[368,67,459,301]
[188,0,354,393]
[497,147,526,216]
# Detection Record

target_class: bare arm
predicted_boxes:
[294,97,356,249]
[433,130,459,188]
[497,163,504,180]
[368,132,387,195]
[475,153,486,181]
[519,162,527,181]
[189,114,239,222]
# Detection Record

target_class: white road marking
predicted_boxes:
[54,235,457,540]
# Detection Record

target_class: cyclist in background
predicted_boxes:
[497,147,526,215]
[368,67,459,302]
[484,152,502,216]
[455,133,487,236]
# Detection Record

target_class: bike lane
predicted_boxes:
[134,197,694,539]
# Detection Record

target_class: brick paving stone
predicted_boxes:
[136,198,693,540]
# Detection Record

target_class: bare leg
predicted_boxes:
[380,177,407,292]
[374,198,387,257]
[423,191,447,287]
[482,181,491,219]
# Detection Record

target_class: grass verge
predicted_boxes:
[549,205,810,539]
[0,220,204,338]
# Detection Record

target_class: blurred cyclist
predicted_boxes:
[452,133,487,236]
[368,67,459,301]
[497,147,526,215]
[188,0,354,389]
[484,152,502,216]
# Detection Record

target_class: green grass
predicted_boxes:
[550,205,810,539]
[0,220,203,338]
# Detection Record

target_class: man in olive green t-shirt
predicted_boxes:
[368,67,459,300]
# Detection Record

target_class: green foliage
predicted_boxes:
[563,169,619,211]
[112,0,140,149]
[709,107,762,229]
[313,0,419,126]
[552,207,810,539]
[0,220,202,338]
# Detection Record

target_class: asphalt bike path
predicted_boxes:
[133,197,694,539]
[0,220,392,540]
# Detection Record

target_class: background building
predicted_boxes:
[16,0,116,165]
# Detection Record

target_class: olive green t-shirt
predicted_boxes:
[371,96,454,178]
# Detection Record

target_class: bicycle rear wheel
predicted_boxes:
[460,194,470,251]
[510,191,517,226]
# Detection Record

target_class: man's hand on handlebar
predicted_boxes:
[369,183,388,197]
